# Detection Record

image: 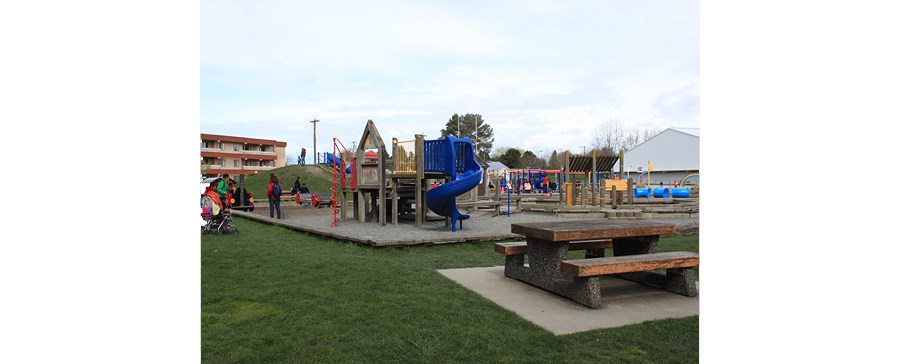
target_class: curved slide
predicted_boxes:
[426,137,483,232]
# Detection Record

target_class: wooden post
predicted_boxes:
[627,178,634,205]
[580,181,586,206]
[341,190,347,221]
[618,149,624,179]
[391,178,398,225]
[591,150,597,206]
[415,134,424,228]
[392,137,398,171]
[494,177,501,216]
[599,179,606,208]
[353,191,361,222]
[563,151,571,206]
[378,145,386,226]
[356,149,365,222]
[611,185,618,209]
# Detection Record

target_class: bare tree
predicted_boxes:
[591,119,625,152]
[592,120,664,153]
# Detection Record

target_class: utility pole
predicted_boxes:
[310,118,320,163]
[580,146,586,154]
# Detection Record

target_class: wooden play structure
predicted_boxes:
[558,149,636,208]
[329,120,493,229]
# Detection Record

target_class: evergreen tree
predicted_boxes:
[440,113,494,160]
[498,148,522,168]
[548,150,561,169]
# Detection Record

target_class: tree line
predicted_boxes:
[437,114,663,170]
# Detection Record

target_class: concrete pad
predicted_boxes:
[437,266,698,335]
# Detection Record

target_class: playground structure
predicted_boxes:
[552,150,637,207]
[326,120,489,231]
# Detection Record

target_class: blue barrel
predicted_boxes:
[652,187,670,198]
[634,188,651,198]
[672,187,690,198]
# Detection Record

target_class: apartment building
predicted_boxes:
[201,133,287,178]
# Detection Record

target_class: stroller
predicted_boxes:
[201,188,239,235]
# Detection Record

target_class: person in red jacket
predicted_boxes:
[266,173,282,219]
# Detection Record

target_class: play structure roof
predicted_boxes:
[613,128,699,172]
[567,155,620,172]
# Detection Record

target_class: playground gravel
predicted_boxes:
[245,207,698,245]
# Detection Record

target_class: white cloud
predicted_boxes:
[201,0,699,157]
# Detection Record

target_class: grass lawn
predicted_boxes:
[240,165,335,199]
[202,219,699,363]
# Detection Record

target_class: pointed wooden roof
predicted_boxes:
[357,119,386,151]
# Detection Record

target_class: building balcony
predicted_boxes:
[240,150,276,155]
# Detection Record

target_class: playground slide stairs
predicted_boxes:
[425,136,483,232]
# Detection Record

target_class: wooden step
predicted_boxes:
[494,240,612,256]
[560,251,699,277]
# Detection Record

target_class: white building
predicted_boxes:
[613,128,699,187]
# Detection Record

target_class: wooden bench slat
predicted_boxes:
[494,240,612,255]
[560,251,699,277]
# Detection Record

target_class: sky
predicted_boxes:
[200,0,698,160]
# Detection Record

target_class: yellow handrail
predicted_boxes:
[393,139,416,173]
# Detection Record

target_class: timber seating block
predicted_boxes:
[560,251,699,277]
[494,240,613,256]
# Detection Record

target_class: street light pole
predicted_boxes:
[310,118,320,163]
[580,146,586,154]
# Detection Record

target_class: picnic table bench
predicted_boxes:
[499,219,698,308]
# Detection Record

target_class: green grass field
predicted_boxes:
[202,219,699,363]
[240,165,335,199]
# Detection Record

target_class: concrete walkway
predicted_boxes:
[438,266,698,335]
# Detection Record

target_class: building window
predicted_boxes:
[233,160,240,167]
[202,141,210,149]
[220,159,225,167]
[234,144,241,151]
[218,142,224,150]
[260,146,267,152]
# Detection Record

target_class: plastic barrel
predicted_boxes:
[634,187,651,198]
[672,187,690,198]
[652,187,670,198]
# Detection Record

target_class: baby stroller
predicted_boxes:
[201,189,239,235]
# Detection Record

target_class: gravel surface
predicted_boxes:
[249,205,698,244]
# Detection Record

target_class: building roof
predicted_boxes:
[201,133,287,147]
[670,127,699,137]
[613,128,699,172]
[487,161,509,170]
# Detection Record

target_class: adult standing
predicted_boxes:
[267,173,283,219]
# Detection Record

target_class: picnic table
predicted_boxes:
[499,219,699,309]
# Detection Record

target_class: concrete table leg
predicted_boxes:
[503,237,605,308]
[611,234,697,297]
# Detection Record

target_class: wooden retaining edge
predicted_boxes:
[231,210,521,247]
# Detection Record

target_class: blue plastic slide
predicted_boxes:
[425,136,483,232]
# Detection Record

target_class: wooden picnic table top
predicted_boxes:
[510,219,676,242]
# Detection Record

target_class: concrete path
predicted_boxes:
[438,266,698,335]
